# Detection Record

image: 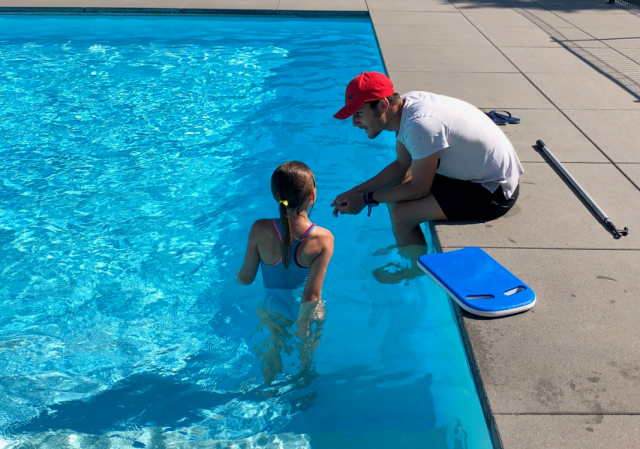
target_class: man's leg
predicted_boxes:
[374,195,447,284]
[388,194,447,247]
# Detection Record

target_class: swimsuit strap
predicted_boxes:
[294,223,317,268]
[265,218,282,266]
[299,223,317,240]
[272,218,283,242]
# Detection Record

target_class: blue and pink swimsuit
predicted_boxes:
[260,218,316,320]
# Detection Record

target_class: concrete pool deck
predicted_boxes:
[2,0,639,447]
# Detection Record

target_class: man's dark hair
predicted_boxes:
[366,93,401,117]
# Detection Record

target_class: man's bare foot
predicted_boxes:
[372,262,424,284]
[373,244,397,256]
[371,244,428,284]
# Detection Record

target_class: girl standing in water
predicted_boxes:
[237,161,334,385]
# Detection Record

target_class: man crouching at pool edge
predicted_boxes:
[330,72,523,284]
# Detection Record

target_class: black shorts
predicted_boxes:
[430,174,519,221]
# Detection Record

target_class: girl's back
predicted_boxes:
[236,161,334,305]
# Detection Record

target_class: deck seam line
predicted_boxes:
[443,246,640,251]
[496,412,640,416]
[513,6,640,192]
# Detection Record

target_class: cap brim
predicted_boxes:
[333,102,363,120]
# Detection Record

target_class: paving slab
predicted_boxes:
[456,247,640,414]
[434,162,640,249]
[620,164,640,187]
[451,0,542,11]
[369,10,469,27]
[549,4,640,16]
[181,0,278,12]
[276,0,367,13]
[373,25,490,47]
[0,0,86,7]
[479,25,606,48]
[477,109,607,163]
[502,46,639,75]
[380,45,518,73]
[533,0,633,13]
[457,8,541,28]
[604,37,640,50]
[526,72,640,109]
[614,46,640,64]
[513,8,578,28]
[499,46,593,74]
[366,0,458,13]
[577,27,640,41]
[389,72,554,109]
[496,415,640,449]
[563,110,640,163]
[554,9,640,29]
[460,8,573,29]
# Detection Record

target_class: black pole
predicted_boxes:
[536,140,629,239]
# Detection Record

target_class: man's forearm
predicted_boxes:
[373,179,430,204]
[349,161,408,194]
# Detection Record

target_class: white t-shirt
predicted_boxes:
[397,91,524,200]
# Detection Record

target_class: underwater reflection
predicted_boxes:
[255,298,326,387]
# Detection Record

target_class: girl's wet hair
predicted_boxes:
[271,161,316,269]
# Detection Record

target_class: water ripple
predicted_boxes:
[0,15,389,444]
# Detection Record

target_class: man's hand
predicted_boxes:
[330,190,351,216]
[331,193,366,216]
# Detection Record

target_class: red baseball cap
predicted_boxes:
[333,72,395,120]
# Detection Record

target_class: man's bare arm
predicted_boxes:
[372,152,439,204]
[345,140,412,194]
[331,141,412,214]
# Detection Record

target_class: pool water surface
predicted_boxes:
[0,15,492,448]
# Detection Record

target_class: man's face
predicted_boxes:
[352,102,385,139]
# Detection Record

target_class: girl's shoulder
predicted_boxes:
[250,219,279,239]
[296,224,333,268]
[253,218,276,229]
[307,224,334,248]
[310,224,333,238]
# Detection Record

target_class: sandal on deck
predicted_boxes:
[486,110,520,125]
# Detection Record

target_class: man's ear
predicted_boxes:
[379,97,390,113]
[374,97,390,118]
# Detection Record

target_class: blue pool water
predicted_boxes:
[0,15,492,448]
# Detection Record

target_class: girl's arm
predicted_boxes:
[301,230,334,302]
[236,222,262,285]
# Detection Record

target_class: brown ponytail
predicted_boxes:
[278,201,294,268]
[271,161,316,269]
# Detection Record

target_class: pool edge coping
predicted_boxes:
[0,7,369,16]
[428,222,504,449]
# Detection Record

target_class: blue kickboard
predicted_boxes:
[417,247,535,317]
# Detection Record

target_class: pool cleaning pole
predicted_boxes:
[536,140,628,239]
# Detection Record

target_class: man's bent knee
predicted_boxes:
[386,202,396,214]
[390,195,447,227]
[389,203,414,229]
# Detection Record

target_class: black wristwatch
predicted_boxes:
[366,191,379,206]
[363,191,379,216]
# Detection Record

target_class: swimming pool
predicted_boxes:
[0,15,493,448]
